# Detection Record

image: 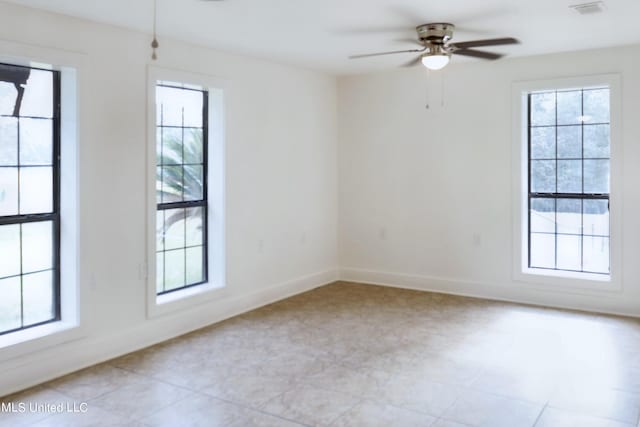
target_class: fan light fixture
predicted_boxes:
[421,53,450,70]
[421,44,450,70]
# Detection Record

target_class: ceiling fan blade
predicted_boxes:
[349,47,426,59]
[401,55,423,67]
[453,49,503,60]
[450,37,519,50]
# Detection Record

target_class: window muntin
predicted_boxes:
[0,63,60,335]
[155,83,208,295]
[528,88,610,275]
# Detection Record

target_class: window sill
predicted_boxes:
[515,267,621,293]
[148,281,227,318]
[0,320,83,363]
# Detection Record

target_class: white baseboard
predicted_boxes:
[0,269,338,397]
[339,267,640,319]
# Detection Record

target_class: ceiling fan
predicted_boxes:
[349,23,519,70]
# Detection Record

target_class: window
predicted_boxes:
[527,87,610,276]
[155,83,208,295]
[0,63,60,335]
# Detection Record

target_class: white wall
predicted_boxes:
[338,44,640,317]
[0,2,338,395]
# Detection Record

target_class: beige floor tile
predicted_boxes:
[260,384,361,426]
[89,378,194,421]
[0,386,76,427]
[548,384,640,424]
[301,363,392,400]
[441,390,543,427]
[227,410,306,427]
[6,283,640,427]
[430,420,471,427]
[470,368,557,403]
[200,365,298,409]
[377,375,460,417]
[535,407,635,427]
[330,400,437,427]
[47,364,147,401]
[141,394,247,427]
[29,405,142,427]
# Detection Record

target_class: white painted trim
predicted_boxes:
[0,40,87,360]
[339,267,639,319]
[146,66,229,318]
[0,268,338,397]
[510,74,623,291]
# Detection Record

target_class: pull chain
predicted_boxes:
[151,0,159,60]
[425,68,431,109]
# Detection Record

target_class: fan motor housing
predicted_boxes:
[416,23,455,44]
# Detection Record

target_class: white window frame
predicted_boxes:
[0,40,84,360]
[511,74,622,292]
[146,66,227,318]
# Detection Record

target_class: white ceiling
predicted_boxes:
[3,0,639,75]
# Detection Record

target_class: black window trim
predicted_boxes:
[155,83,209,296]
[0,62,61,336]
[526,88,610,275]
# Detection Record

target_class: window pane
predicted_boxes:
[557,126,581,159]
[156,210,165,252]
[557,235,581,271]
[583,236,609,273]
[161,165,183,203]
[161,127,183,165]
[530,127,555,159]
[556,199,582,235]
[20,118,52,165]
[583,89,609,124]
[0,167,18,215]
[182,91,203,128]
[531,160,555,193]
[183,165,203,201]
[584,160,609,193]
[583,125,610,159]
[530,92,555,126]
[530,233,555,269]
[156,86,184,127]
[557,160,582,193]
[22,270,54,325]
[0,81,17,116]
[186,207,204,246]
[22,221,53,274]
[164,249,185,291]
[556,90,582,125]
[583,199,609,236]
[0,224,20,278]
[530,198,555,233]
[0,276,21,332]
[186,246,204,285]
[20,69,54,119]
[156,252,164,294]
[163,208,185,250]
[0,117,18,166]
[184,129,203,164]
[19,166,53,214]
[155,83,207,295]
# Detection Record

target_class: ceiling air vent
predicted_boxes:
[569,1,606,14]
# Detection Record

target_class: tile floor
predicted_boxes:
[2,282,640,427]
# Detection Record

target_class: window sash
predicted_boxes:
[155,84,208,295]
[526,90,610,275]
[0,63,61,336]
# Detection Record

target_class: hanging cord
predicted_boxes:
[425,68,431,109]
[151,0,159,60]
[440,71,445,107]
